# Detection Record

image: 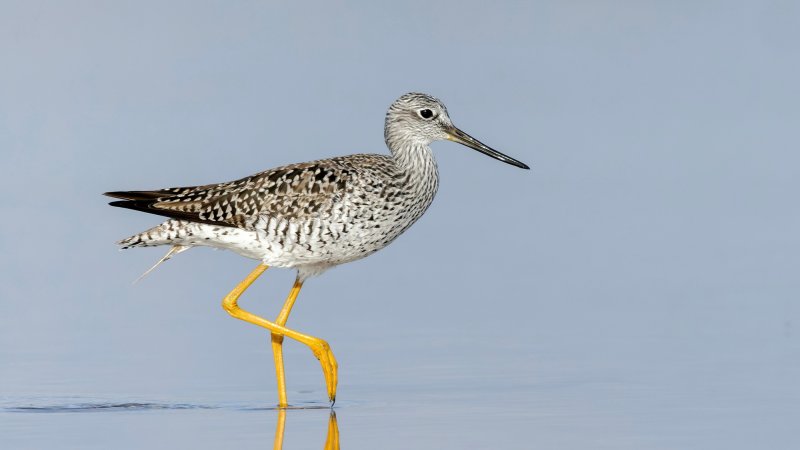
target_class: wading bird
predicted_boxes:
[106,93,529,407]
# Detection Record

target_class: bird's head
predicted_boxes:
[384,92,529,169]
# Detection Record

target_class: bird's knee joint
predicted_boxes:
[222,300,239,315]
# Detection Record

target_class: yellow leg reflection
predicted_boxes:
[325,411,340,450]
[221,264,338,404]
[273,408,286,450]
[272,278,304,408]
[272,409,340,450]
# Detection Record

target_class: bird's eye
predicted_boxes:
[419,109,434,119]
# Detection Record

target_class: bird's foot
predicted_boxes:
[309,339,338,403]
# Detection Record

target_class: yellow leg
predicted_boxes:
[271,277,303,408]
[222,264,338,403]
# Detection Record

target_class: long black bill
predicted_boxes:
[447,126,530,170]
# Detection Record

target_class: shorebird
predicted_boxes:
[106,92,529,407]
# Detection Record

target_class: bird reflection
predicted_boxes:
[273,409,339,450]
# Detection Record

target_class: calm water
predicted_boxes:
[3,301,799,450]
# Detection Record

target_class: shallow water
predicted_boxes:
[3,311,799,450]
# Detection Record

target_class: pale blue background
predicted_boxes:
[1,1,799,449]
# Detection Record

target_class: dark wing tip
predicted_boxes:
[107,199,151,211]
[104,190,167,201]
[106,198,234,228]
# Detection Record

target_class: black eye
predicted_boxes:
[419,109,434,119]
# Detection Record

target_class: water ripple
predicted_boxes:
[4,402,216,413]
[0,397,341,413]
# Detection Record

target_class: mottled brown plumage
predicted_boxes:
[108,154,399,228]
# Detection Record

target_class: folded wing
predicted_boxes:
[106,160,352,228]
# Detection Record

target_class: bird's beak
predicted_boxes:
[446,125,530,170]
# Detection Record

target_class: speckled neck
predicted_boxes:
[392,144,439,185]
[391,143,439,196]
